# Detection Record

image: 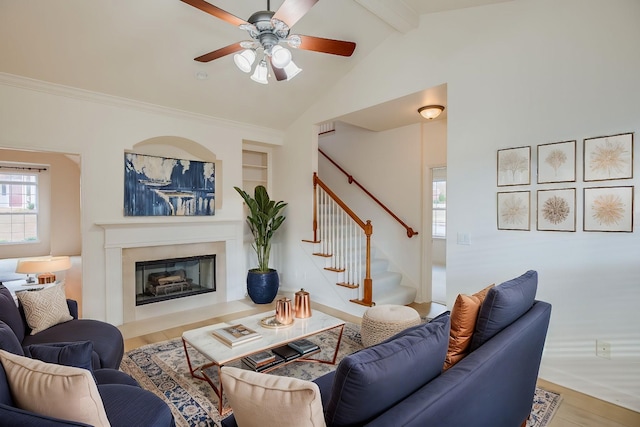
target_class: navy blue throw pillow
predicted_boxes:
[470,270,538,351]
[0,321,24,356]
[25,340,94,372]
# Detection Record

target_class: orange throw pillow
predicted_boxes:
[443,284,494,370]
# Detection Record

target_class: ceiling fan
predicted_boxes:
[180,0,356,83]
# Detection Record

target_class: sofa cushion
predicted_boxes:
[0,285,25,341]
[444,284,494,370]
[470,270,538,351]
[325,313,450,427]
[0,349,110,427]
[25,341,94,372]
[0,321,24,356]
[220,366,326,427]
[16,283,73,335]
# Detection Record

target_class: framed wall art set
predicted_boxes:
[497,132,634,232]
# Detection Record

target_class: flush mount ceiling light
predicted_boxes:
[180,0,356,84]
[418,105,445,120]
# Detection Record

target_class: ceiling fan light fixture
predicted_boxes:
[418,105,445,120]
[283,60,302,81]
[251,60,269,84]
[271,45,292,68]
[233,49,256,73]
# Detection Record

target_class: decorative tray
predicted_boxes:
[260,315,294,329]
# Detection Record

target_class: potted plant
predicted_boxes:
[234,185,287,304]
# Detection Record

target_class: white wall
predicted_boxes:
[0,75,283,322]
[276,0,640,412]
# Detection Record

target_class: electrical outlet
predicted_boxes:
[596,340,611,359]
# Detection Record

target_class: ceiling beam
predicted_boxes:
[355,0,419,34]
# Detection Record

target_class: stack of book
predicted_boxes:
[287,338,320,355]
[241,350,281,372]
[211,324,261,347]
[272,344,303,362]
[240,339,321,372]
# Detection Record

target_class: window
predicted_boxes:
[0,170,40,243]
[432,167,446,238]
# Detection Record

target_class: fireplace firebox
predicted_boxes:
[135,255,216,306]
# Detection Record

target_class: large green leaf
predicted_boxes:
[234,185,287,272]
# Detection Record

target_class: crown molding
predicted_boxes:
[0,72,284,142]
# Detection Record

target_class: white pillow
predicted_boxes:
[0,349,111,426]
[220,366,326,427]
[16,282,73,335]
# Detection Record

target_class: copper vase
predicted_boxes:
[275,297,293,324]
[294,288,312,318]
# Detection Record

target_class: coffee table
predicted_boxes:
[181,310,346,415]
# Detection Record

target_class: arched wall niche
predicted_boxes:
[131,136,223,208]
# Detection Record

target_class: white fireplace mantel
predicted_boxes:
[98,219,245,326]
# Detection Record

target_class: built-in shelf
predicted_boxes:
[242,149,269,194]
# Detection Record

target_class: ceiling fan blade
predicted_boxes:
[297,35,356,57]
[195,42,243,62]
[180,0,247,27]
[269,58,288,81]
[273,0,319,28]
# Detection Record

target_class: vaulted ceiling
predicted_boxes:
[0,0,510,131]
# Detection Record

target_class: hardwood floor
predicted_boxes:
[124,302,640,427]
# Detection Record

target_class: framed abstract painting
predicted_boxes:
[124,152,215,216]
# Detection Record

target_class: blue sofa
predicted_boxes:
[222,270,551,427]
[0,284,123,369]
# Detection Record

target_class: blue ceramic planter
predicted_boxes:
[246,269,279,304]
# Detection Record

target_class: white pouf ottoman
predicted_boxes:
[360,304,421,347]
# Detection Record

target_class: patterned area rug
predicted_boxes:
[120,323,561,427]
[527,387,563,427]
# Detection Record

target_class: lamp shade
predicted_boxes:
[270,45,292,69]
[418,105,445,120]
[233,49,256,73]
[16,256,71,284]
[283,60,302,81]
[251,60,269,84]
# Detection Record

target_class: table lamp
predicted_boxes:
[15,256,72,284]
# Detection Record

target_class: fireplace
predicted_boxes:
[99,219,246,327]
[135,254,216,306]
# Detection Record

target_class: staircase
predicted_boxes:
[306,174,416,307]
[308,241,416,306]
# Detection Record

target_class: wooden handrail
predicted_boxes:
[318,149,418,238]
[313,173,374,306]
